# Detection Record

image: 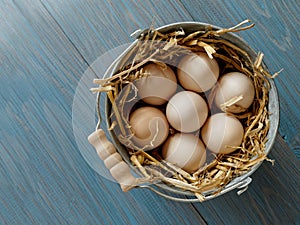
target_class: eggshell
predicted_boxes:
[162,133,206,173]
[177,52,219,92]
[214,72,255,113]
[166,91,208,132]
[201,113,244,154]
[135,63,177,105]
[129,106,169,150]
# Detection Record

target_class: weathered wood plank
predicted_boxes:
[191,135,300,225]
[179,0,300,158]
[41,0,300,224]
[1,0,299,224]
[0,1,207,224]
[40,0,192,63]
[176,1,300,223]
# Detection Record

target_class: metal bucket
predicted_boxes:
[101,22,279,201]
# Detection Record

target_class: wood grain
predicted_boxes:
[191,135,300,225]
[0,1,205,224]
[0,0,299,224]
[40,0,192,63]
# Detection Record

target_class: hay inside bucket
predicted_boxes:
[91,20,280,201]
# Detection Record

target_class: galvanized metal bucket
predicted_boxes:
[93,22,279,202]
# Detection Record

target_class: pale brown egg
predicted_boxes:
[162,133,206,173]
[129,106,169,151]
[166,91,208,132]
[201,113,244,154]
[135,63,177,105]
[177,52,219,92]
[214,72,255,113]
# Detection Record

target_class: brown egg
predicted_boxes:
[162,133,206,173]
[214,72,255,113]
[166,91,208,132]
[135,63,177,105]
[201,113,244,154]
[177,52,219,92]
[129,106,169,151]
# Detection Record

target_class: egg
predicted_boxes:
[214,72,255,113]
[177,52,219,92]
[162,133,206,173]
[129,106,169,151]
[166,91,208,133]
[201,113,244,154]
[135,63,177,105]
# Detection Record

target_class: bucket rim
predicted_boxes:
[102,21,280,199]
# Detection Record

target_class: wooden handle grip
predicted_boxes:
[88,129,137,192]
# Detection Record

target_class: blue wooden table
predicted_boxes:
[1,1,299,224]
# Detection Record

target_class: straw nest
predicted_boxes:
[92,20,279,201]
